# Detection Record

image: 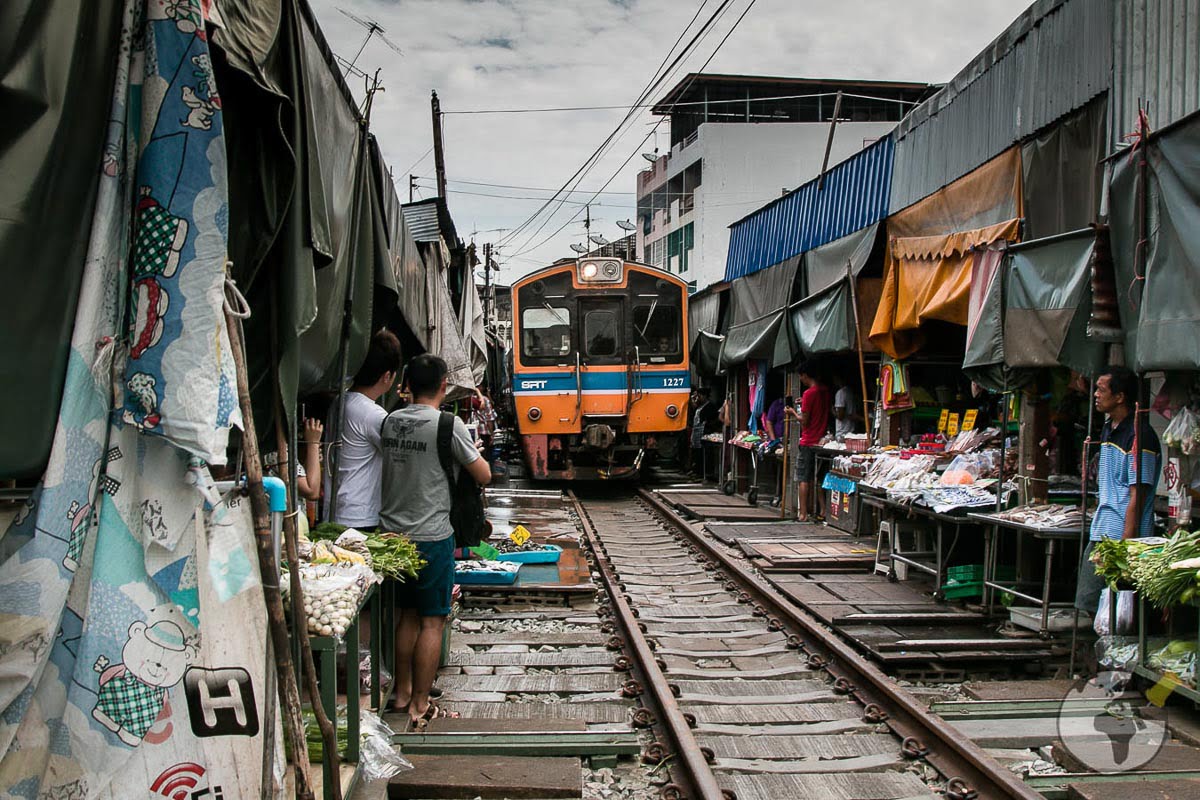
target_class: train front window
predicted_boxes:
[522,306,572,359]
[633,303,680,359]
[584,309,620,357]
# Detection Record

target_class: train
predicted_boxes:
[509,257,690,480]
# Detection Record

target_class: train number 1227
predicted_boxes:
[662,377,686,388]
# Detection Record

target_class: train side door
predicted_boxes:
[579,298,626,412]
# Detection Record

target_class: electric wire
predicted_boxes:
[496,0,728,250]
[505,0,761,264]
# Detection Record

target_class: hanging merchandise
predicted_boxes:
[747,360,767,435]
[879,356,914,412]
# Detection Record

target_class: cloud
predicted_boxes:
[311,0,1034,282]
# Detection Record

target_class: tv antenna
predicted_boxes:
[338,7,404,74]
[616,219,636,232]
[569,244,589,254]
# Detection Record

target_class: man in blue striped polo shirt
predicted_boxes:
[1075,367,1161,614]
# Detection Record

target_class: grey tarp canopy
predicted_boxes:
[801,223,878,298]
[0,0,125,478]
[426,259,477,399]
[1004,229,1104,374]
[372,138,429,348]
[460,280,488,385]
[962,248,1016,390]
[790,282,855,355]
[688,288,722,350]
[691,331,725,378]
[719,256,800,371]
[1110,110,1200,371]
[788,224,878,355]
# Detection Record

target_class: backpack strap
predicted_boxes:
[436,411,456,489]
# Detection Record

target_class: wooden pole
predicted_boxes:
[223,301,315,800]
[432,90,447,199]
[817,91,844,191]
[275,413,342,800]
[845,261,871,442]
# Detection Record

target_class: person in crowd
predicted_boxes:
[786,363,832,522]
[689,386,720,477]
[380,355,492,725]
[1076,366,1161,615]
[324,330,401,529]
[832,375,861,438]
[763,393,787,442]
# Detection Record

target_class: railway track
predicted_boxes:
[573,488,1040,800]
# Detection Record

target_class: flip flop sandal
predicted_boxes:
[411,703,459,729]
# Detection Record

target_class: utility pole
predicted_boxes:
[482,242,493,331]
[431,90,447,199]
[817,90,844,191]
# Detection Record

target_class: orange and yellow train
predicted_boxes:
[510,257,690,480]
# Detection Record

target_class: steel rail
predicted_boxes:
[569,491,729,800]
[638,488,1042,800]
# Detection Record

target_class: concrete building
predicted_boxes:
[636,74,934,290]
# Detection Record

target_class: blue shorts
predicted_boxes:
[396,536,455,617]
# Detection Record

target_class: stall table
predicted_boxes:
[861,489,985,599]
[969,512,1084,638]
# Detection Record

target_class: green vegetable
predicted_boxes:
[1091,538,1156,590]
[365,533,425,581]
[310,522,348,541]
[1129,530,1200,610]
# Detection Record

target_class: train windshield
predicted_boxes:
[633,304,680,358]
[522,305,572,359]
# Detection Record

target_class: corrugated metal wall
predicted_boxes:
[889,0,1111,214]
[1112,0,1200,143]
[723,136,893,281]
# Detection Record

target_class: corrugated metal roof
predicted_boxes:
[890,0,1111,214]
[723,136,893,282]
[401,200,443,243]
[1112,0,1200,146]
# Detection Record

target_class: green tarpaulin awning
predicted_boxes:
[1110,110,1200,371]
[790,282,855,355]
[1004,229,1104,374]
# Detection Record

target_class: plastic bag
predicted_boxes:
[1163,406,1200,455]
[938,452,998,486]
[359,709,413,783]
[1094,588,1136,636]
[359,654,392,694]
[1095,635,1139,671]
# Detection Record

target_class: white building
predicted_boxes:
[637,74,935,290]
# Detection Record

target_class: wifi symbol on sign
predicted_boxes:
[150,762,205,800]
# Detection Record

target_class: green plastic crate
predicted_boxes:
[941,580,984,599]
[946,564,985,583]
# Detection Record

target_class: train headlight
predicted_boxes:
[527,406,542,421]
[666,404,679,419]
[581,263,598,279]
[602,260,620,278]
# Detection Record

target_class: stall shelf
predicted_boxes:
[970,512,1084,637]
[1134,595,1200,705]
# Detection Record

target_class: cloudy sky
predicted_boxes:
[309,0,1033,283]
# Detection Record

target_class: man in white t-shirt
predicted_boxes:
[325,330,402,528]
[833,377,861,439]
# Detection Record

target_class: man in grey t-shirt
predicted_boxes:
[380,355,490,725]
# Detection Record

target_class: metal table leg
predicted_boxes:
[1040,539,1056,637]
[320,647,336,798]
[346,616,361,763]
[370,589,382,710]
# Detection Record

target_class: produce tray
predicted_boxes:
[455,569,519,585]
[1008,606,1090,632]
[454,562,521,585]
[496,544,563,564]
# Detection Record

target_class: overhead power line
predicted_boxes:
[507,0,762,262]
[441,91,925,115]
[497,0,729,251]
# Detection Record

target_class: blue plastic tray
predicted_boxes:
[496,544,563,564]
[455,567,519,585]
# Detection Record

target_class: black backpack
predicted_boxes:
[435,412,489,548]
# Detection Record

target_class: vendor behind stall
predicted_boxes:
[787,363,832,522]
[1076,367,1161,614]
[832,373,862,437]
